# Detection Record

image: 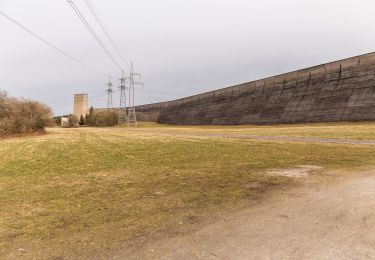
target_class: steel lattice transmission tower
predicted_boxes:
[105,77,114,108]
[118,70,128,124]
[126,62,143,127]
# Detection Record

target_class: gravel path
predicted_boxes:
[209,133,375,145]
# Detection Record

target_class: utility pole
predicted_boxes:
[118,70,127,124]
[105,77,113,108]
[126,62,143,127]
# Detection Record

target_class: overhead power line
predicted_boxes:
[83,0,131,68]
[67,0,123,71]
[0,9,109,77]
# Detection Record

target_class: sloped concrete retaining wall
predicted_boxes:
[134,52,375,124]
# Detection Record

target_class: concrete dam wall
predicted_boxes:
[135,52,375,125]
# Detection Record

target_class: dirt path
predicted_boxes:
[125,128,375,146]
[124,173,375,259]
[206,134,375,146]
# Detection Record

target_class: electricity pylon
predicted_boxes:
[126,62,143,127]
[105,77,113,108]
[118,70,128,124]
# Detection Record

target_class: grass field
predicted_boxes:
[1,123,375,259]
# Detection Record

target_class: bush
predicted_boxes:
[94,110,118,126]
[0,90,52,136]
[54,116,62,126]
[0,90,9,118]
[68,114,79,127]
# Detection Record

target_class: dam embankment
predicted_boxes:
[121,52,375,125]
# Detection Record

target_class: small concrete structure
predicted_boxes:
[73,94,88,119]
[61,117,69,127]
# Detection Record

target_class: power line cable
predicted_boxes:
[83,0,131,68]
[0,9,109,77]
[67,0,123,71]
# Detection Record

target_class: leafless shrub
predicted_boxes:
[68,114,79,127]
[94,110,118,126]
[0,90,52,136]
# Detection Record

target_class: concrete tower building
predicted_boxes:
[73,94,88,118]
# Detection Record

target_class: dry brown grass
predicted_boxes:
[1,124,375,259]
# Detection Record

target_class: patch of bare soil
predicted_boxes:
[268,165,323,178]
[122,172,375,260]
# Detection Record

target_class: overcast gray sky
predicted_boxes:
[1,0,375,115]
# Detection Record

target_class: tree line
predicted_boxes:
[54,107,119,127]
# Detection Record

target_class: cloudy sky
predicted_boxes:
[1,0,375,115]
